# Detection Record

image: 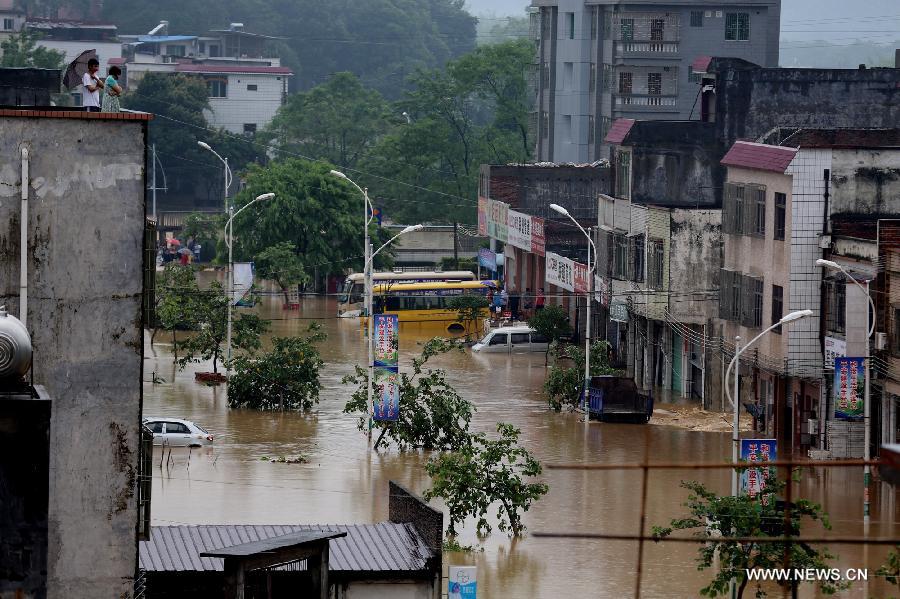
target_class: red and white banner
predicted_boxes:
[477,196,488,236]
[531,216,546,257]
[574,262,589,294]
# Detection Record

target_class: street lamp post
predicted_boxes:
[224,193,275,376]
[197,141,233,214]
[550,203,596,428]
[817,258,876,522]
[724,309,813,496]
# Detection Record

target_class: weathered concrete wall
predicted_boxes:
[669,208,722,324]
[830,148,900,217]
[0,115,146,598]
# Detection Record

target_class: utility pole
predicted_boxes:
[453,221,459,270]
[151,144,157,222]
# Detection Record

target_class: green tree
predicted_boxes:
[343,338,473,450]
[527,305,572,343]
[652,479,845,599]
[545,340,622,412]
[255,241,309,304]
[425,423,549,538]
[154,263,199,350]
[447,295,489,340]
[266,72,394,169]
[0,30,66,70]
[228,325,326,411]
[230,159,391,279]
[175,280,269,374]
[877,546,900,590]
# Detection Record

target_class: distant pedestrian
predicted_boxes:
[491,289,504,324]
[535,287,546,311]
[509,286,520,319]
[82,58,104,112]
[101,65,122,113]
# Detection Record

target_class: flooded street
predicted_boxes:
[144,295,899,598]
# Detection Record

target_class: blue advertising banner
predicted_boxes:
[449,566,477,599]
[478,248,497,271]
[834,357,865,420]
[740,439,777,505]
[373,314,399,368]
[373,366,400,421]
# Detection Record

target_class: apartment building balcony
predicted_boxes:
[615,40,680,57]
[614,94,677,109]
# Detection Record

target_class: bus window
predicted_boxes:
[385,296,402,311]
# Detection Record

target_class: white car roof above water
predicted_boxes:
[488,325,535,334]
[143,416,193,425]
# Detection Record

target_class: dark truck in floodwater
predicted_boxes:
[587,376,653,423]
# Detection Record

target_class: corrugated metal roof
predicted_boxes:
[721,141,797,173]
[691,55,712,74]
[604,118,636,144]
[140,524,433,573]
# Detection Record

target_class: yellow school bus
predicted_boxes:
[369,280,498,336]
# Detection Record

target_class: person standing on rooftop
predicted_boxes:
[82,58,104,113]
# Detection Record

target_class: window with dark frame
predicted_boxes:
[614,234,628,279]
[690,10,703,27]
[771,284,783,334]
[247,84,258,91]
[207,78,227,98]
[648,238,664,289]
[616,149,631,199]
[774,192,786,240]
[621,18,634,41]
[826,279,846,334]
[3,18,14,30]
[618,71,633,94]
[650,19,665,41]
[734,185,745,234]
[725,12,750,41]
[752,186,766,236]
[567,12,575,39]
[243,123,257,134]
[629,234,644,283]
[730,271,742,322]
[647,72,662,95]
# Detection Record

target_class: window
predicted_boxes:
[616,149,631,199]
[690,11,703,27]
[614,234,628,279]
[247,84,258,91]
[725,12,750,41]
[3,18,13,30]
[733,185,745,234]
[724,182,746,234]
[648,239,664,289]
[618,71,633,94]
[563,62,574,89]
[489,333,508,346]
[774,192,786,240]
[566,12,575,39]
[647,72,662,95]
[166,422,189,434]
[511,333,530,345]
[207,78,227,98]
[620,18,634,41]
[208,44,220,57]
[149,421,164,433]
[589,63,596,93]
[243,123,257,134]
[688,71,702,83]
[719,270,745,323]
[198,41,206,53]
[531,333,550,344]
[825,280,846,334]
[166,45,186,57]
[650,19,665,41]
[542,62,550,88]
[751,185,766,236]
[137,425,153,541]
[629,234,644,283]
[771,285,783,334]
[740,276,763,328]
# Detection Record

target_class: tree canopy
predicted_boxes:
[0,31,66,70]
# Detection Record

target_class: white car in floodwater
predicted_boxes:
[471,326,550,353]
[143,417,214,447]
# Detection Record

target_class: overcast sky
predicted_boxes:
[468,0,900,43]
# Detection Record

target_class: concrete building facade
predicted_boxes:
[0,109,150,597]
[529,0,781,163]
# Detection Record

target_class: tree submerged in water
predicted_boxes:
[228,324,326,411]
[545,340,622,411]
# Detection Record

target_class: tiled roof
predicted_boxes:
[175,64,293,75]
[721,141,797,173]
[140,523,434,573]
[691,55,712,74]
[604,118,636,144]
[0,108,152,121]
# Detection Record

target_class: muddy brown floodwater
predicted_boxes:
[144,295,898,598]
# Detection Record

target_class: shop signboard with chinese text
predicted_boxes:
[373,314,399,368]
[477,196,488,236]
[373,367,400,421]
[595,275,609,306]
[610,301,628,323]
[487,200,509,243]
[531,216,546,256]
[545,252,574,292]
[574,262,589,294]
[834,357,864,420]
[373,314,400,421]
[507,209,532,251]
[824,336,846,369]
[740,439,777,505]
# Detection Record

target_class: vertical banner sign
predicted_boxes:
[477,196,488,236]
[573,262,589,294]
[373,314,400,421]
[487,200,509,242]
[507,209,532,251]
[477,248,497,271]
[594,275,609,306]
[545,252,574,291]
[824,336,846,370]
[531,216,546,257]
[740,439,777,505]
[834,357,865,420]
[448,566,477,599]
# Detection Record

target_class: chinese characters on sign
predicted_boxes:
[531,216,546,256]
[486,199,509,243]
[824,336,846,369]
[373,314,400,421]
[448,566,477,599]
[545,252,574,292]
[740,439,777,505]
[477,196,488,236]
[573,262,589,294]
[609,301,628,323]
[834,357,864,420]
[507,209,532,251]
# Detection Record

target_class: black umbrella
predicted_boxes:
[63,49,98,90]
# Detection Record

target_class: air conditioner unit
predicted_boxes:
[808,419,819,435]
[876,332,888,351]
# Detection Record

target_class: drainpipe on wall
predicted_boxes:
[20,147,29,327]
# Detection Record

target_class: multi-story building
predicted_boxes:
[121,22,291,134]
[529,0,781,163]
[26,18,122,69]
[0,0,25,45]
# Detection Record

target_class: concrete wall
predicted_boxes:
[345,581,432,599]
[207,72,286,133]
[829,148,900,217]
[0,113,147,597]
[669,208,721,323]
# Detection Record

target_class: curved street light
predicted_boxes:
[198,141,233,212]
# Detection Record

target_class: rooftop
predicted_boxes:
[0,108,152,122]
[140,523,434,574]
[174,63,292,76]
[781,128,900,149]
[721,141,797,173]
[604,118,636,144]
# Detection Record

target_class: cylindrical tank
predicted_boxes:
[0,308,32,378]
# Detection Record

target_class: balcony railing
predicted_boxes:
[615,94,677,107]
[616,41,679,54]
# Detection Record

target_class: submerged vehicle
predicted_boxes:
[587,376,653,423]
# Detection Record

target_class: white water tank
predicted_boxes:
[0,307,31,378]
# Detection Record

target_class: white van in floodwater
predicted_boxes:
[471,326,550,353]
